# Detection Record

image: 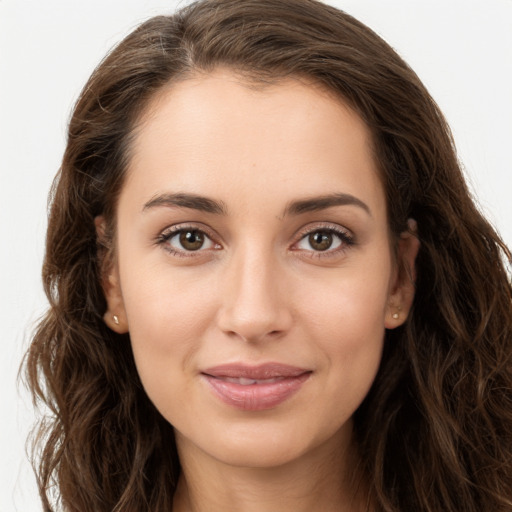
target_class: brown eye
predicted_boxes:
[308,231,333,251]
[295,227,349,254]
[160,226,217,255]
[179,230,205,251]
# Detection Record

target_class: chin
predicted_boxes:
[176,415,353,470]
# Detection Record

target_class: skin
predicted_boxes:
[99,69,419,512]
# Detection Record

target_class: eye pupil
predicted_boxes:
[179,230,204,251]
[309,231,332,251]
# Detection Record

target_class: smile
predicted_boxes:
[221,377,284,385]
[201,363,312,411]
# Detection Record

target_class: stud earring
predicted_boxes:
[392,305,402,320]
[113,314,120,325]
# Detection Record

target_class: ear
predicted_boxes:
[385,219,420,329]
[95,216,129,334]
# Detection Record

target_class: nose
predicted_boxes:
[216,246,293,343]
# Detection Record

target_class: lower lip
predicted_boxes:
[203,373,311,411]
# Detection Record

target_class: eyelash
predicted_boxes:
[292,223,355,259]
[155,224,220,258]
[155,223,355,259]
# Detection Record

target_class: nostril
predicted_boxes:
[223,328,284,343]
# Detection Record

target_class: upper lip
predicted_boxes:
[202,363,310,380]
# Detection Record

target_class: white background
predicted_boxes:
[1,1,511,510]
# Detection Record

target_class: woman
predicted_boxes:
[25,0,512,510]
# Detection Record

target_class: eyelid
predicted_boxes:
[154,221,354,259]
[156,222,222,256]
[290,222,355,255]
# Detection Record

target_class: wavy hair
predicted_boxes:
[25,0,512,510]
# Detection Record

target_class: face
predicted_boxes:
[101,69,418,469]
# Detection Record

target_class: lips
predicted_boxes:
[201,363,312,411]
[218,376,284,385]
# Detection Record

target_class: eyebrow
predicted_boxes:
[142,191,371,217]
[142,193,227,215]
[283,193,371,217]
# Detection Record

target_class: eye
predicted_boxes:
[294,226,354,255]
[298,230,341,252]
[157,226,219,255]
[172,230,210,251]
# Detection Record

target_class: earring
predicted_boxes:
[113,314,120,325]
[392,305,402,320]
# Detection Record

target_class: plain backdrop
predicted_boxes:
[1,1,511,510]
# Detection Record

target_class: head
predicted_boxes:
[28,1,512,511]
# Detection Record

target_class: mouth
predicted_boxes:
[216,376,288,385]
[201,363,312,411]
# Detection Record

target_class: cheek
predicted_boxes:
[118,236,393,432]
[119,264,219,394]
[315,287,386,368]
[298,259,392,399]
[302,258,392,341]
[122,262,218,340]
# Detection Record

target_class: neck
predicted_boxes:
[172,428,370,512]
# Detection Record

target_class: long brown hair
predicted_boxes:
[25,1,512,510]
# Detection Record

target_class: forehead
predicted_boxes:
[123,69,385,218]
